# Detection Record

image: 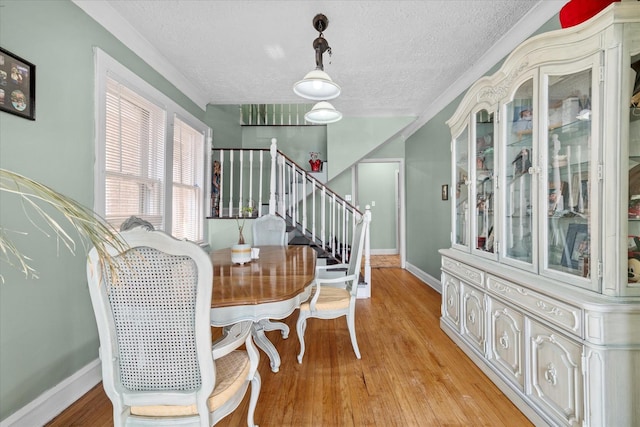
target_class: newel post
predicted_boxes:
[362,206,372,298]
[269,138,277,215]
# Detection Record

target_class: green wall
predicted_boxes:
[364,136,406,251]
[405,99,461,277]
[242,125,326,167]
[208,218,257,250]
[368,135,406,159]
[327,117,414,180]
[0,0,207,420]
[206,104,243,148]
[358,162,399,250]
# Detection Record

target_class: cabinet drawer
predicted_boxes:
[527,320,583,426]
[442,257,484,287]
[461,283,486,353]
[487,275,582,337]
[487,298,524,390]
[441,272,460,331]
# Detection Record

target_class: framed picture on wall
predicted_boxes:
[0,46,36,120]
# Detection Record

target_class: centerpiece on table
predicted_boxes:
[231,204,255,265]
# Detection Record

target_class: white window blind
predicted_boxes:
[172,117,205,241]
[96,49,210,242]
[104,77,166,230]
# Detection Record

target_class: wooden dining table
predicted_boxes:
[210,245,316,372]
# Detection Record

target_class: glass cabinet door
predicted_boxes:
[453,126,469,249]
[503,79,535,267]
[543,65,594,283]
[473,109,495,256]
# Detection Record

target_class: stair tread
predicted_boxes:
[288,236,310,245]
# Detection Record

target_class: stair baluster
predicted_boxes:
[210,138,372,297]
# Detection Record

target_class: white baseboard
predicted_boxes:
[405,262,441,293]
[370,249,399,255]
[0,359,102,427]
[357,283,370,299]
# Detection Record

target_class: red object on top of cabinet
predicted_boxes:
[559,0,619,28]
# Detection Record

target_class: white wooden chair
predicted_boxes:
[86,227,261,427]
[296,211,371,363]
[252,214,287,246]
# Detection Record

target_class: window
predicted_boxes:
[104,78,166,230]
[172,117,205,241]
[95,49,209,242]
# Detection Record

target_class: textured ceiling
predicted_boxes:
[79,1,566,120]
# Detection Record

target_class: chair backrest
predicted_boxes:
[86,227,215,420]
[346,212,371,293]
[252,214,287,246]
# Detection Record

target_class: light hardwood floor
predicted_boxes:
[369,254,401,268]
[47,267,531,426]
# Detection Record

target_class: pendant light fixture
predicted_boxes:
[304,101,343,124]
[294,69,341,101]
[293,14,341,101]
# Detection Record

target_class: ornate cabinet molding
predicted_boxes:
[440,3,640,425]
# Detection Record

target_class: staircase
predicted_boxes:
[210,138,372,298]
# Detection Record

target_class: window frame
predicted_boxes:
[94,48,211,241]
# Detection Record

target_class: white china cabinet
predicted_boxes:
[441,3,640,426]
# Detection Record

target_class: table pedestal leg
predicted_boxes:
[252,321,281,373]
[258,319,289,338]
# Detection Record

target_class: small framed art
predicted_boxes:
[0,47,35,120]
[442,184,449,201]
[561,223,589,270]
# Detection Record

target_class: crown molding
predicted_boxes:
[72,0,209,110]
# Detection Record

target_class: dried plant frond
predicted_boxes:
[0,228,38,283]
[0,168,128,282]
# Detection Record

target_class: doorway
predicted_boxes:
[355,159,404,267]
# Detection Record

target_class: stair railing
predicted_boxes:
[240,103,318,126]
[211,138,372,297]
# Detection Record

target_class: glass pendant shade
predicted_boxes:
[305,101,342,124]
[293,69,341,101]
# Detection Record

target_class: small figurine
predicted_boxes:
[309,152,322,172]
[513,109,532,140]
[512,148,531,176]
[212,160,221,216]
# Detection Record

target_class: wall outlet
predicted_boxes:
[345,194,352,201]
